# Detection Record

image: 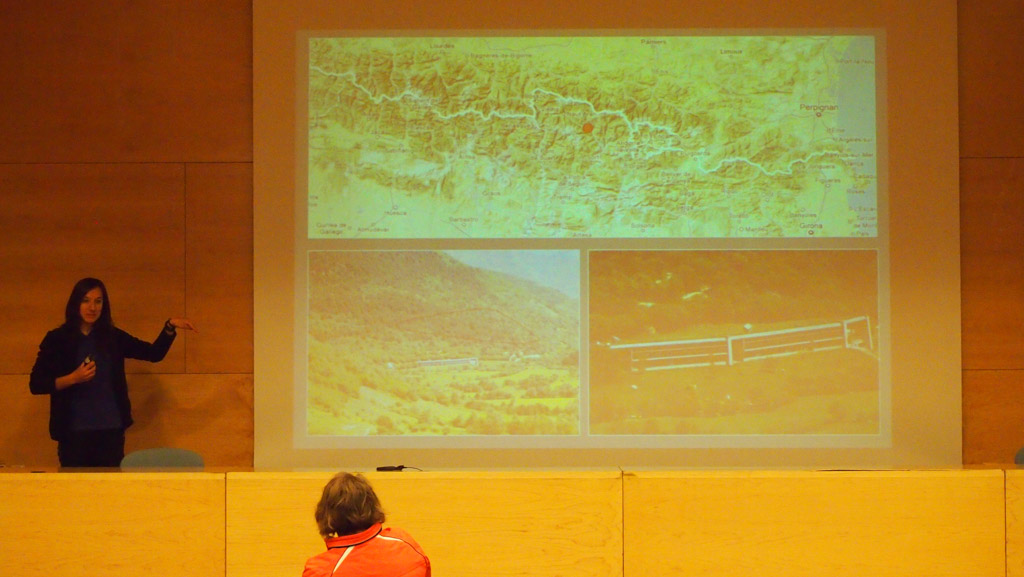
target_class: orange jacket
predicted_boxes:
[302,523,431,577]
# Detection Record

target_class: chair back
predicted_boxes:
[121,447,204,469]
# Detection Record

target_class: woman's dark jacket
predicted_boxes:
[29,324,176,441]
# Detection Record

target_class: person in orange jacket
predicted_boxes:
[302,472,431,577]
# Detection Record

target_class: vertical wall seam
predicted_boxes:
[182,162,189,375]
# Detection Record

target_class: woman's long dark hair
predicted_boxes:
[63,278,114,342]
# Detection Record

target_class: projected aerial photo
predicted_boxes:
[306,250,580,436]
[306,34,878,240]
[589,249,880,435]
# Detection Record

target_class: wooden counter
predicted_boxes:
[0,469,1012,577]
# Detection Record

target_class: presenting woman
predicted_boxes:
[29,277,197,468]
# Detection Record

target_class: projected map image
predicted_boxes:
[305,250,581,436]
[589,249,880,435]
[306,35,878,239]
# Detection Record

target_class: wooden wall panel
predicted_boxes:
[958,1,1024,465]
[624,470,1006,577]
[0,4,254,468]
[127,374,254,467]
[0,2,1021,468]
[959,0,1024,158]
[0,372,252,469]
[0,473,225,577]
[0,163,187,375]
[961,156,1024,463]
[227,471,623,577]
[963,369,1024,465]
[185,163,254,374]
[0,1,253,163]
[0,374,56,468]
[961,158,1024,370]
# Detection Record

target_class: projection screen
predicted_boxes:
[254,0,960,469]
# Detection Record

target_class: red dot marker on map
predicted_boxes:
[582,122,594,134]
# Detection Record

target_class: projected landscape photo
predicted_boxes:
[306,250,580,436]
[589,249,880,435]
[306,35,878,240]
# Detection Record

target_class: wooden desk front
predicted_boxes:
[0,471,225,577]
[225,470,624,577]
[624,469,1005,577]
[0,469,1011,577]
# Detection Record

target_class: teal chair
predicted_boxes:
[120,447,204,469]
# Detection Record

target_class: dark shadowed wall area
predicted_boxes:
[959,1,1024,465]
[0,2,254,467]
